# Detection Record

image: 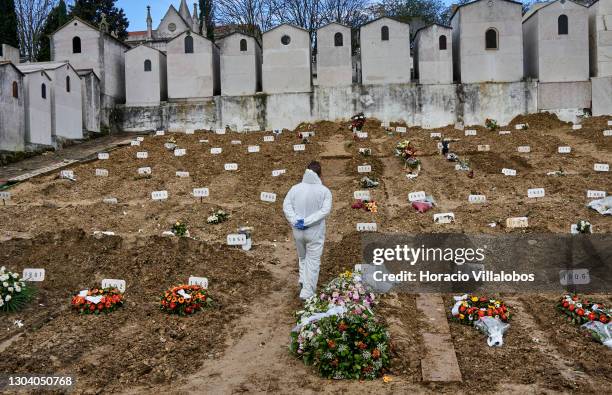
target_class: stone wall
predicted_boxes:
[118,81,539,132]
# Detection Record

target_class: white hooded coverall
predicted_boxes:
[283,169,333,299]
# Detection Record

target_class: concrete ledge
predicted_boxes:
[592,76,612,116]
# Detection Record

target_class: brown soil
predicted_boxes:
[0,112,611,393]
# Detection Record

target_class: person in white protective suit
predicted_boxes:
[283,161,333,301]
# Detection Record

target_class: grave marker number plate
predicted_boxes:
[22,268,45,282]
[224,163,238,171]
[215,128,226,135]
[506,217,528,228]
[468,195,487,203]
[138,167,152,175]
[174,148,186,157]
[356,223,377,232]
[477,145,490,152]
[603,130,612,137]
[131,140,140,146]
[227,234,246,246]
[293,144,305,152]
[354,190,371,200]
[358,165,371,173]
[558,146,571,154]
[151,190,168,201]
[502,168,517,176]
[0,191,10,201]
[95,168,109,177]
[136,151,148,159]
[408,191,426,202]
[60,170,74,179]
[430,132,441,138]
[586,190,606,199]
[272,169,286,177]
[260,192,277,202]
[263,135,274,142]
[193,188,209,198]
[594,163,609,172]
[248,145,260,153]
[176,171,190,178]
[211,148,222,154]
[101,279,126,293]
[527,188,545,198]
[465,130,477,136]
[98,153,109,160]
[155,130,165,136]
[434,213,455,224]
[188,276,208,288]
[517,146,530,153]
[396,127,407,133]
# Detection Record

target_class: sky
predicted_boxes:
[117,0,178,31]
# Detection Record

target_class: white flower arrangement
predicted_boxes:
[0,266,34,313]
[207,209,230,224]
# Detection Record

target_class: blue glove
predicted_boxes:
[294,219,306,230]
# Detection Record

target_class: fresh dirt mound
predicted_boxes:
[0,230,273,392]
[509,112,569,129]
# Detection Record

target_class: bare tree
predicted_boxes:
[15,0,57,61]
[215,0,280,38]
[275,0,321,36]
[319,0,369,28]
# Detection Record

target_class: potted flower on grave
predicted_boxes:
[160,284,212,316]
[71,287,124,314]
[0,266,35,313]
[350,113,366,132]
[207,209,230,224]
[485,118,499,131]
[172,221,189,237]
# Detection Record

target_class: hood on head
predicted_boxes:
[302,169,321,185]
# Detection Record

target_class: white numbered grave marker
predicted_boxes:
[293,144,305,152]
[354,190,371,201]
[224,163,238,171]
[358,165,372,173]
[130,140,140,146]
[465,129,477,136]
[227,234,247,246]
[155,130,165,136]
[151,190,168,201]
[97,153,109,160]
[60,170,74,179]
[517,146,531,153]
[95,168,108,177]
[138,167,152,175]
[231,140,242,145]
[101,279,126,293]
[0,191,11,203]
[103,198,118,204]
[527,188,545,198]
[499,131,511,135]
[174,148,186,157]
[211,147,222,155]
[185,129,195,135]
[603,130,612,137]
[260,192,277,203]
[188,276,208,288]
[359,148,371,154]
[430,132,442,138]
[215,128,226,135]
[515,124,526,130]
[381,121,390,128]
[468,195,487,204]
[608,120,612,126]
[477,145,490,152]
[572,124,582,130]
[594,163,609,172]
[506,217,529,228]
[272,169,286,177]
[408,191,427,202]
[176,171,190,178]
[22,268,45,282]
[558,146,571,154]
[502,168,517,176]
[356,223,377,232]
[136,136,145,142]
[434,213,455,224]
[193,188,209,198]
[136,151,148,159]
[200,139,209,144]
[263,135,274,142]
[396,127,407,134]
[248,145,260,153]
[356,132,368,139]
[587,190,606,199]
